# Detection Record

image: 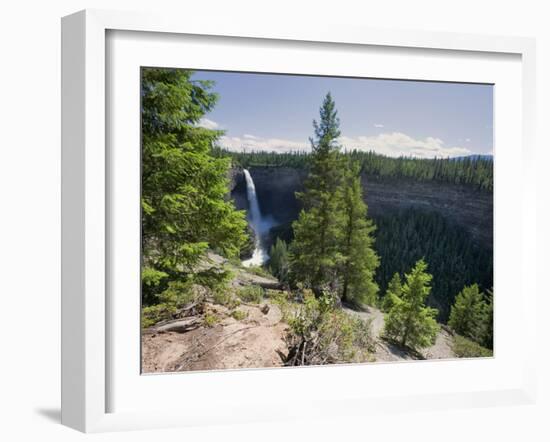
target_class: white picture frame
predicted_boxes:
[61,9,537,433]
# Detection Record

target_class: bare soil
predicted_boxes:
[142,301,288,373]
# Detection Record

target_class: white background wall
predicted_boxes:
[0,1,547,440]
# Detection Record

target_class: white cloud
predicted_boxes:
[465,138,471,142]
[197,118,220,130]
[219,131,472,158]
[374,123,385,128]
[338,132,472,158]
[219,135,308,153]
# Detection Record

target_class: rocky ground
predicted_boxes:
[142,257,289,373]
[142,300,288,372]
[141,256,456,373]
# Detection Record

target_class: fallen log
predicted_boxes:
[154,316,203,333]
[255,280,284,290]
[173,301,204,318]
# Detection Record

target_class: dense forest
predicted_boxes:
[141,68,494,370]
[214,148,493,191]
[265,206,493,323]
[373,208,493,321]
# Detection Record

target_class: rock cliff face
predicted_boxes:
[230,166,493,249]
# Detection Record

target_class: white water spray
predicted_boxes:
[242,169,270,267]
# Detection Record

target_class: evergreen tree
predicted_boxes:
[269,238,290,284]
[448,284,489,343]
[141,68,248,305]
[383,259,439,350]
[483,289,494,349]
[219,149,493,191]
[381,272,402,312]
[374,207,493,321]
[339,160,379,305]
[290,93,344,292]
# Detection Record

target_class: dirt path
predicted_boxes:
[421,327,455,359]
[343,305,456,362]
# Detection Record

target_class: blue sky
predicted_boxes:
[193,70,493,158]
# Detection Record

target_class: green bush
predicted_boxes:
[231,309,248,321]
[284,290,374,365]
[227,255,244,267]
[266,289,293,302]
[452,335,493,358]
[204,312,219,327]
[141,280,197,328]
[212,289,240,309]
[448,284,488,343]
[237,285,264,303]
[245,266,273,278]
[141,304,170,329]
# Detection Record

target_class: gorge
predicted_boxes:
[230,166,493,249]
[230,165,493,320]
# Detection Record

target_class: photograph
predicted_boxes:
[140,67,494,373]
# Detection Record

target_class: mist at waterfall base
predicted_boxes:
[241,169,277,267]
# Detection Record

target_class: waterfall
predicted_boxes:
[242,169,269,267]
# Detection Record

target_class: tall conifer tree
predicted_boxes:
[291,93,344,292]
[339,160,379,305]
[141,68,247,305]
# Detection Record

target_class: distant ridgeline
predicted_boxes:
[215,148,494,191]
[219,148,494,322]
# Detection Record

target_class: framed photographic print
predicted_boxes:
[61,9,537,432]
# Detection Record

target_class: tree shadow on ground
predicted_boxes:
[381,337,425,360]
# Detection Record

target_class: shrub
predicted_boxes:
[141,280,198,328]
[228,255,244,267]
[141,304,169,329]
[237,285,264,303]
[204,312,219,327]
[141,267,169,306]
[245,266,273,278]
[142,267,169,287]
[483,289,494,350]
[231,309,248,321]
[196,266,234,294]
[452,335,493,358]
[212,289,241,309]
[448,284,488,344]
[284,289,374,365]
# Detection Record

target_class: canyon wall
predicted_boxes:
[230,166,493,249]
